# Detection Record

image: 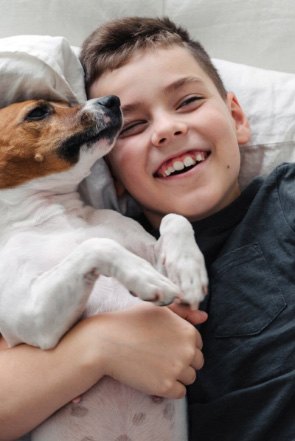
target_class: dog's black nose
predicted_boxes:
[96,95,121,109]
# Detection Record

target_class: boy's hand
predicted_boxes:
[168,302,208,326]
[87,303,205,399]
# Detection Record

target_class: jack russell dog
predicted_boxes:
[0,96,207,441]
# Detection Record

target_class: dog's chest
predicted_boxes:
[1,209,112,272]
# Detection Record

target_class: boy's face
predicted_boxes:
[90,45,250,226]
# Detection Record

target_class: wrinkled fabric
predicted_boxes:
[0,35,86,109]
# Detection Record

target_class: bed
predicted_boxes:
[0,1,294,439]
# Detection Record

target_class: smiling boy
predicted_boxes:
[80,17,295,440]
[83,22,249,226]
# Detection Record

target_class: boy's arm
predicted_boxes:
[0,303,206,441]
[0,318,106,441]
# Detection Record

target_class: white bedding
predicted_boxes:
[0,3,294,440]
[0,0,294,74]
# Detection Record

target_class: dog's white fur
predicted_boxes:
[0,97,207,440]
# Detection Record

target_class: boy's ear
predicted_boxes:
[226,92,251,145]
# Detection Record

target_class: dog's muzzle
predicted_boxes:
[58,95,122,163]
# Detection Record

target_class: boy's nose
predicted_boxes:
[151,121,187,147]
[155,130,182,146]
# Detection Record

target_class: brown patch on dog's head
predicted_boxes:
[0,98,121,189]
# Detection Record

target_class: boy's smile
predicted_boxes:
[154,149,209,178]
[90,45,250,227]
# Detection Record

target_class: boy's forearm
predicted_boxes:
[0,317,106,440]
[0,304,205,440]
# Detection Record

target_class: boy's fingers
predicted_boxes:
[192,350,205,370]
[178,366,197,386]
[172,382,187,399]
[168,303,208,325]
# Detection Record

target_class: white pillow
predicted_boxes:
[213,58,295,188]
[0,35,86,107]
[213,58,295,145]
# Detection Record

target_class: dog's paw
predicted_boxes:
[168,247,208,308]
[129,264,182,306]
[115,257,181,305]
[156,214,208,308]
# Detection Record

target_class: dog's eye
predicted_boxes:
[25,105,52,121]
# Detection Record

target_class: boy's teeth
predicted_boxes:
[158,151,207,177]
[196,152,204,161]
[164,166,174,176]
[184,156,196,167]
[173,161,185,171]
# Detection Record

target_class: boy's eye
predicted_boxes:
[177,96,203,110]
[119,120,147,138]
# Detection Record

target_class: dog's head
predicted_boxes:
[0,96,122,190]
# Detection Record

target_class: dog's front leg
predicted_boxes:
[155,214,208,308]
[12,237,180,350]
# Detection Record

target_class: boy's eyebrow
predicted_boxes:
[121,102,141,116]
[121,76,204,116]
[164,76,205,93]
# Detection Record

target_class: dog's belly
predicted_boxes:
[32,377,187,441]
[31,277,188,441]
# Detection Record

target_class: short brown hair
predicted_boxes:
[80,16,227,98]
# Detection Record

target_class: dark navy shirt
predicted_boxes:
[141,162,295,441]
[189,163,295,441]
